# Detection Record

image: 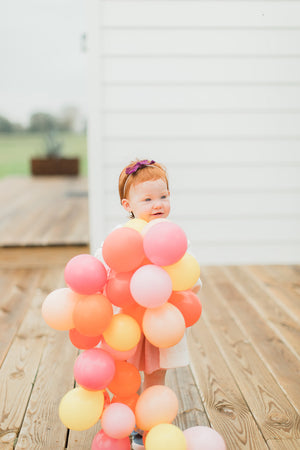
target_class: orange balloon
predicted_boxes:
[105,271,136,308]
[102,227,145,273]
[102,313,141,351]
[73,294,113,337]
[108,361,141,397]
[111,392,139,413]
[168,290,202,327]
[121,303,146,328]
[135,385,178,431]
[142,303,186,348]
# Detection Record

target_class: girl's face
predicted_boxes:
[121,179,170,222]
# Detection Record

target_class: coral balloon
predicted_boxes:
[130,265,172,308]
[108,360,141,397]
[183,426,226,450]
[42,288,81,330]
[102,227,145,273]
[74,348,116,391]
[135,385,178,431]
[124,218,147,233]
[105,272,136,308]
[73,294,113,337]
[100,338,137,361]
[111,392,139,413]
[69,328,101,349]
[102,313,141,351]
[92,430,131,450]
[64,254,107,295]
[143,221,187,266]
[168,290,202,327]
[100,389,111,418]
[146,424,187,450]
[163,253,200,291]
[143,302,186,348]
[145,423,187,450]
[59,387,104,431]
[101,403,135,439]
[121,303,146,328]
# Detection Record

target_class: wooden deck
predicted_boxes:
[0,177,299,449]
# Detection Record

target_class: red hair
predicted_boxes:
[118,159,169,202]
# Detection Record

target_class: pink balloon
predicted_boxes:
[42,288,81,330]
[74,348,116,391]
[183,426,226,450]
[92,429,131,450]
[130,265,172,308]
[64,254,107,295]
[100,339,137,361]
[101,403,135,439]
[143,221,188,266]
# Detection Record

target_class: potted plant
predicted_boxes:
[31,130,79,176]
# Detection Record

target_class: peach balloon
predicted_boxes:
[135,385,178,431]
[163,252,200,291]
[101,403,135,439]
[102,313,141,351]
[42,288,81,330]
[102,227,145,273]
[143,302,186,348]
[73,293,113,337]
[183,426,226,450]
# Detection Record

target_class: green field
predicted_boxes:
[0,132,88,178]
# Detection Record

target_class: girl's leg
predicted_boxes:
[143,368,166,390]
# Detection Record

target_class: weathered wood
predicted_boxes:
[267,438,300,450]
[0,177,88,247]
[189,313,268,449]
[224,266,300,358]
[200,267,300,441]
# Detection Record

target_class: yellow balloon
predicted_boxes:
[59,387,104,431]
[124,218,148,233]
[163,253,200,291]
[145,424,187,450]
[103,313,141,351]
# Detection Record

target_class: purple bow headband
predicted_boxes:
[125,160,155,175]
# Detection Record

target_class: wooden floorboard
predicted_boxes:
[0,177,299,449]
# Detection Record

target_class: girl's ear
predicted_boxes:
[121,198,131,212]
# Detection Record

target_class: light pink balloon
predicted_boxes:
[143,302,186,348]
[183,426,226,450]
[130,265,172,308]
[92,429,131,450]
[143,221,188,266]
[41,288,82,330]
[64,254,107,295]
[101,403,135,439]
[74,348,116,391]
[100,339,137,361]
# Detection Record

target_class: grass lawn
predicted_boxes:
[0,132,88,178]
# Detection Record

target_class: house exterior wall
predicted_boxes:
[87,0,300,264]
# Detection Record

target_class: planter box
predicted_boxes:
[31,157,79,176]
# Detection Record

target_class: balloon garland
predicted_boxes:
[42,218,226,449]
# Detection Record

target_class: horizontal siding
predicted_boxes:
[88,0,300,263]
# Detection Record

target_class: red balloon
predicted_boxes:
[108,361,141,397]
[91,430,131,450]
[168,290,202,327]
[111,392,139,413]
[105,272,136,308]
[69,328,101,349]
[102,227,145,273]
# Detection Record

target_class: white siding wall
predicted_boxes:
[87,0,300,265]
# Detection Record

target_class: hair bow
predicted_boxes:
[125,160,155,175]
